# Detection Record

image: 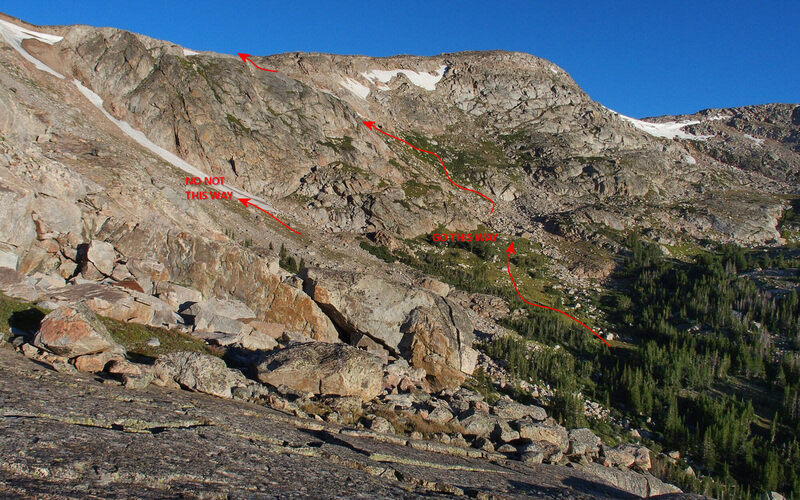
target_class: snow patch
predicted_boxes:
[615,113,712,141]
[361,65,447,91]
[550,67,559,74]
[340,77,370,99]
[683,154,697,165]
[0,18,64,78]
[706,114,732,122]
[72,79,276,212]
[744,134,764,146]
[183,48,199,56]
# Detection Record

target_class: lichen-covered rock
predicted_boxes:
[491,398,547,421]
[568,428,601,456]
[302,268,476,389]
[399,297,477,390]
[152,351,247,399]
[255,342,382,400]
[516,420,569,452]
[458,410,497,438]
[519,440,563,465]
[33,303,125,358]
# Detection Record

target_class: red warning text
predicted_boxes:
[431,233,498,243]
[186,176,225,185]
[186,190,233,200]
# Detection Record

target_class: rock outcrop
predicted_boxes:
[152,351,247,399]
[302,267,476,388]
[255,342,383,400]
[33,303,124,360]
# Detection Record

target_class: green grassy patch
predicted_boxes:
[0,293,47,338]
[101,318,217,363]
[402,179,441,198]
[319,136,355,154]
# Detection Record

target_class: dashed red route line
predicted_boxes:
[362,121,495,216]
[506,242,609,347]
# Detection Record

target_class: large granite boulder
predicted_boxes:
[302,267,476,389]
[491,398,547,421]
[255,342,383,401]
[152,351,247,399]
[34,303,125,359]
[516,420,569,452]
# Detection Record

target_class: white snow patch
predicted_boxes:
[361,65,447,91]
[0,18,64,78]
[706,114,732,121]
[183,48,199,56]
[613,112,712,141]
[744,134,764,146]
[683,154,697,165]
[550,67,559,74]
[340,77,370,99]
[72,79,276,212]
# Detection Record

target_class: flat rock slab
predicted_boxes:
[0,349,697,499]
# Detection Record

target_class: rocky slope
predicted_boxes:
[0,11,796,498]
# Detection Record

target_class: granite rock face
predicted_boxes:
[0,350,707,499]
[255,342,383,400]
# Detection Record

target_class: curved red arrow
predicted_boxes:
[237,53,277,73]
[362,121,495,215]
[505,242,609,346]
[238,198,301,235]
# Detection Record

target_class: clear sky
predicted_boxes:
[4,1,798,118]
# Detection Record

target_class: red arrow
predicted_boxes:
[505,242,609,347]
[238,198,301,234]
[363,121,495,215]
[237,53,277,73]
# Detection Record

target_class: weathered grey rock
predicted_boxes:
[154,281,203,309]
[568,428,601,456]
[516,420,569,452]
[85,240,116,276]
[491,399,547,421]
[184,298,256,322]
[580,463,681,497]
[604,443,651,470]
[0,267,38,302]
[425,405,454,424]
[239,330,279,351]
[41,283,180,328]
[152,351,246,399]
[303,268,476,389]
[458,410,497,438]
[369,416,395,434]
[33,303,125,358]
[492,420,521,443]
[399,296,477,390]
[519,440,563,464]
[0,250,18,270]
[255,342,382,400]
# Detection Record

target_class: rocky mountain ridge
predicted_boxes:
[0,11,797,498]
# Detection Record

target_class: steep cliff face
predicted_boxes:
[9,13,795,245]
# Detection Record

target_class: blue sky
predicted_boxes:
[4,1,798,118]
